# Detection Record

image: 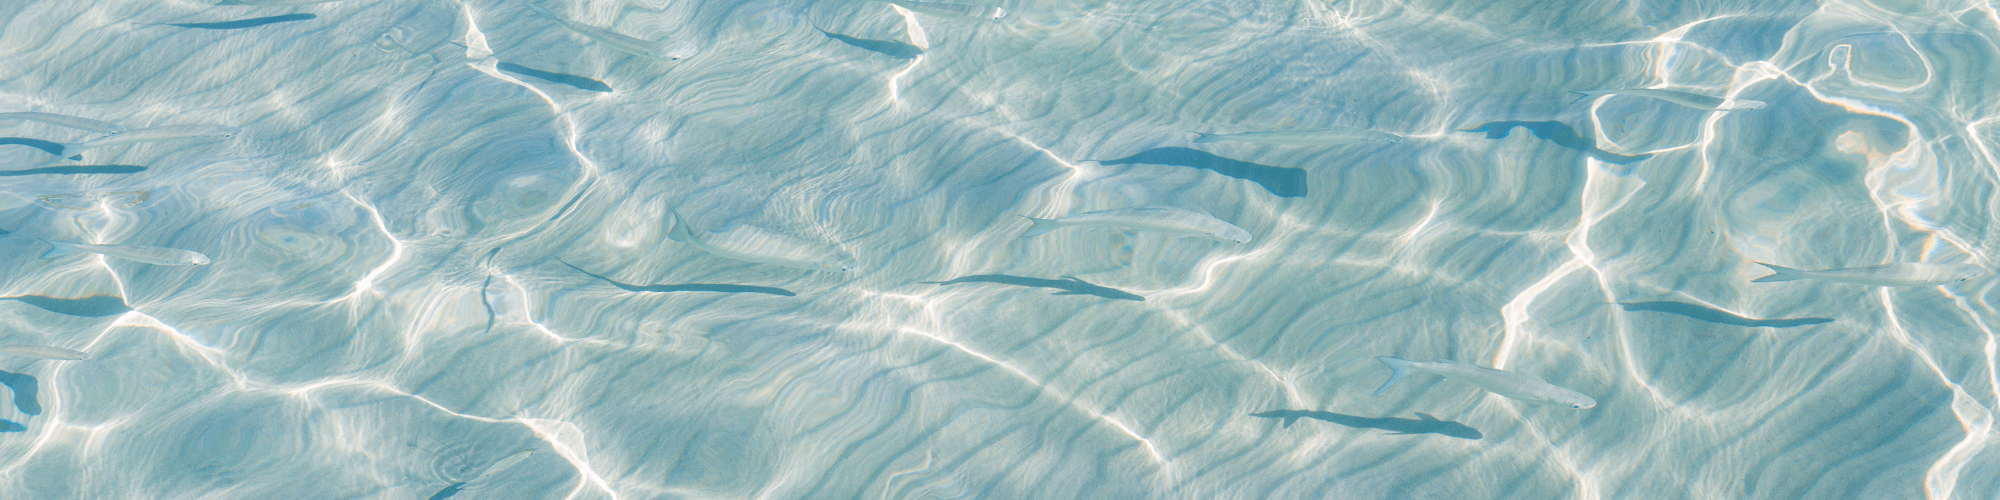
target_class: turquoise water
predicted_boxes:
[4,0,2000,498]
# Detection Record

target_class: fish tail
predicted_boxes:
[666,211,693,243]
[1752,262,1807,283]
[1373,356,1415,395]
[37,240,76,259]
[1019,215,1063,238]
[1191,132,1221,144]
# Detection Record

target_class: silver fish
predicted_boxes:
[1375,356,1596,409]
[523,2,698,61]
[1020,206,1251,243]
[881,0,1006,19]
[40,239,212,266]
[0,112,127,134]
[1752,262,1983,287]
[1192,126,1403,145]
[0,345,89,360]
[667,212,855,272]
[1570,89,1765,111]
[60,125,238,157]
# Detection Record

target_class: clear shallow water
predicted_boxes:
[3,0,2000,498]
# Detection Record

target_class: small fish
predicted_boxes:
[1020,206,1251,243]
[0,138,84,160]
[881,0,1007,19]
[0,165,145,177]
[1569,89,1765,111]
[0,112,126,134]
[816,28,923,59]
[1616,301,1832,328]
[59,125,238,158]
[666,212,855,272]
[496,62,613,92]
[163,13,318,30]
[560,260,796,296]
[920,274,1143,301]
[39,239,211,266]
[0,346,88,361]
[1192,126,1403,145]
[1374,356,1596,409]
[523,2,699,61]
[1751,262,1984,287]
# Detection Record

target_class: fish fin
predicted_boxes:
[1568,90,1599,105]
[1416,413,1439,421]
[666,210,694,243]
[1020,215,1063,238]
[1751,262,1806,283]
[66,154,81,161]
[1191,132,1220,144]
[56,144,82,159]
[1281,416,1298,428]
[37,240,77,259]
[1373,356,1414,395]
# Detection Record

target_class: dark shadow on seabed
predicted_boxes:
[0,138,83,160]
[425,482,468,500]
[0,165,145,176]
[0,370,40,416]
[920,274,1144,301]
[1617,301,1833,328]
[560,260,796,296]
[817,27,923,59]
[497,62,613,93]
[1460,121,1652,165]
[1091,147,1308,197]
[0,295,133,317]
[1250,410,1482,440]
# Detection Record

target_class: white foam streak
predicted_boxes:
[336,191,407,300]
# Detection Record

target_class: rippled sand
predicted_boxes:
[3,0,2000,498]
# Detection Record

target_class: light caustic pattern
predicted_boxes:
[7,0,2000,498]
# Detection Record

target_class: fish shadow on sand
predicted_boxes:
[1091,147,1307,197]
[816,27,923,59]
[425,481,469,500]
[497,62,613,93]
[1460,121,1652,165]
[560,260,796,296]
[1250,410,1481,440]
[0,165,145,177]
[0,138,83,160]
[1617,301,1833,328]
[162,13,317,30]
[0,370,40,416]
[0,295,133,317]
[919,274,1143,301]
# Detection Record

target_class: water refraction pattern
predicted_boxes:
[4,0,2000,498]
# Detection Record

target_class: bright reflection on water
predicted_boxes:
[3,0,2000,498]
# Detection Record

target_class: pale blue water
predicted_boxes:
[3,0,2000,498]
